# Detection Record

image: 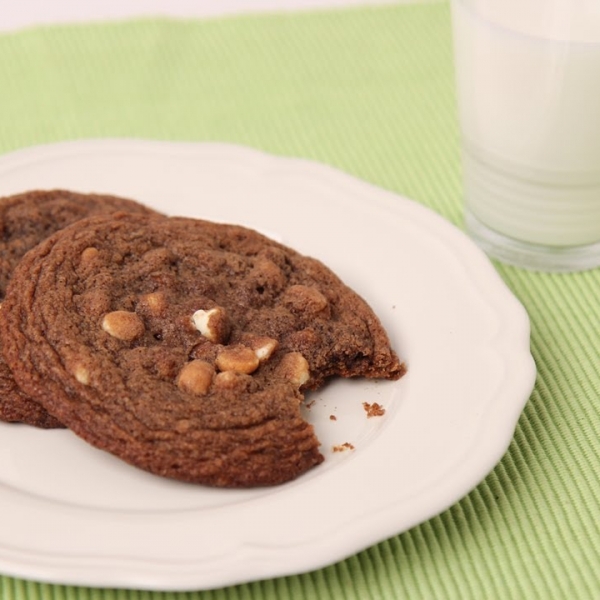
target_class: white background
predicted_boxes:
[0,0,432,32]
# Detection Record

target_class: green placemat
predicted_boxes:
[0,2,599,599]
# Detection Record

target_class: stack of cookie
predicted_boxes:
[0,190,405,487]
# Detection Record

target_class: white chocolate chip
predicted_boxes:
[215,345,260,374]
[139,291,167,316]
[72,364,90,385]
[214,370,238,388]
[214,370,253,389]
[192,309,213,337]
[177,360,215,396]
[102,310,145,341]
[278,352,310,387]
[80,247,99,266]
[191,307,230,343]
[244,335,279,363]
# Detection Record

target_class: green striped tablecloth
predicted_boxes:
[0,2,598,599]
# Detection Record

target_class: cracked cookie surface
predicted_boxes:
[1,212,404,487]
[0,189,161,428]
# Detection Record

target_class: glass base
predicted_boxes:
[465,211,600,273]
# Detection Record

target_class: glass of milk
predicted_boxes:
[451,0,600,271]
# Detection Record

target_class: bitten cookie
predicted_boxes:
[0,189,162,428]
[1,212,405,487]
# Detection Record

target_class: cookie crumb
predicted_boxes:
[363,402,385,417]
[332,442,354,452]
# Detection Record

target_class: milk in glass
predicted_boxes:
[451,0,600,248]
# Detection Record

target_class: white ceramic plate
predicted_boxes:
[0,139,536,591]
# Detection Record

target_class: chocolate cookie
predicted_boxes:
[1,212,404,487]
[0,189,162,428]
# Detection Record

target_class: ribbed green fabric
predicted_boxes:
[0,2,598,599]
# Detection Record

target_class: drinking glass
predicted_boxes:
[451,0,600,271]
